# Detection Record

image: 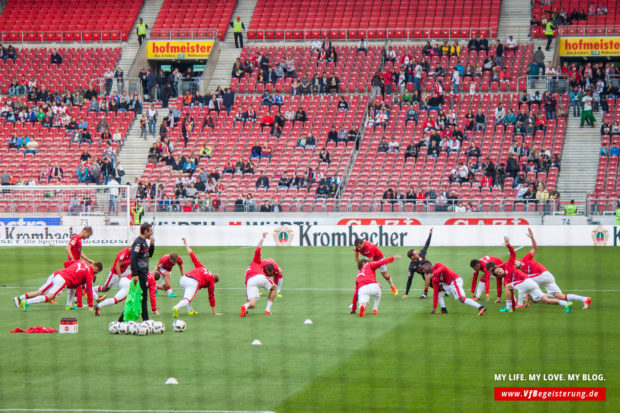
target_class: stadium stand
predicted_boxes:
[0,96,133,187]
[342,92,566,212]
[531,0,619,37]
[0,48,122,95]
[0,0,143,42]
[137,95,366,211]
[247,0,501,40]
[231,43,532,94]
[150,0,236,40]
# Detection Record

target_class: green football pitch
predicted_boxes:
[0,245,618,413]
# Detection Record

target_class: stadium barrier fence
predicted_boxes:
[0,30,125,44]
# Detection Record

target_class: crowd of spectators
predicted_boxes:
[531,1,608,31]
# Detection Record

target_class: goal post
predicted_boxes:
[0,185,133,245]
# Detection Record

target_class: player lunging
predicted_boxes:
[517,228,591,309]
[351,255,401,317]
[486,237,573,313]
[172,238,222,317]
[469,255,504,302]
[241,233,277,317]
[354,238,398,295]
[422,262,488,316]
[65,226,94,267]
[95,271,159,316]
[403,228,433,299]
[154,252,185,297]
[16,261,102,312]
[14,273,77,308]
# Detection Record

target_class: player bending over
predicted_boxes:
[16,261,102,312]
[404,228,433,299]
[172,238,221,317]
[470,255,504,303]
[92,247,131,302]
[65,226,94,267]
[422,262,488,316]
[154,252,185,298]
[354,238,398,295]
[351,255,401,317]
[241,233,277,317]
[517,228,591,309]
[95,271,159,316]
[486,237,573,313]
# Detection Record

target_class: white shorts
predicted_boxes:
[378,264,387,273]
[103,267,131,290]
[47,274,68,298]
[528,271,562,295]
[180,275,199,303]
[513,278,545,302]
[443,278,466,301]
[358,283,382,304]
[246,274,274,300]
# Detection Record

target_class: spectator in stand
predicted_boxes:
[249,142,262,159]
[475,109,486,131]
[50,49,63,64]
[294,107,307,123]
[255,171,269,189]
[337,96,349,111]
[388,137,399,153]
[466,142,481,158]
[357,37,368,55]
[278,172,293,189]
[580,90,595,127]
[495,39,504,67]
[260,112,274,131]
[506,153,520,179]
[371,72,383,99]
[505,35,517,54]
[328,73,340,94]
[610,144,620,157]
[319,147,331,164]
[49,161,64,183]
[311,37,322,52]
[494,103,506,129]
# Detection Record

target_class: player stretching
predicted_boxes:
[517,228,591,309]
[65,227,94,267]
[172,238,221,317]
[354,239,398,295]
[241,233,277,317]
[403,228,433,299]
[262,258,284,297]
[422,262,488,316]
[351,255,401,317]
[154,252,185,297]
[16,261,102,312]
[95,271,159,316]
[486,237,573,313]
[470,256,504,303]
[14,273,78,308]
[93,247,131,297]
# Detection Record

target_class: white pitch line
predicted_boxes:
[513,245,525,251]
[0,409,275,413]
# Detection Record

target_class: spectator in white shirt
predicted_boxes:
[388,138,399,153]
[357,38,368,55]
[454,201,467,213]
[494,103,506,129]
[505,35,517,53]
[311,37,322,52]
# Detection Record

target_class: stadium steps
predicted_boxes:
[497,0,532,43]
[117,0,166,76]
[207,0,258,91]
[117,107,170,182]
[556,111,601,208]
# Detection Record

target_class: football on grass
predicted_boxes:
[172,319,186,332]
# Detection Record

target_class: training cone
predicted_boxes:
[165,377,178,385]
[304,319,313,324]
[251,339,262,346]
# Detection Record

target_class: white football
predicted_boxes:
[136,323,149,336]
[117,322,129,335]
[151,321,165,334]
[127,321,139,335]
[108,321,119,334]
[172,319,186,332]
[144,320,156,331]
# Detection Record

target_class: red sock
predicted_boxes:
[25,293,30,299]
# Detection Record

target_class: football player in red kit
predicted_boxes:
[422,262,488,316]
[64,227,94,267]
[95,271,159,316]
[470,255,504,302]
[262,258,283,297]
[486,237,573,313]
[516,228,591,309]
[353,239,398,295]
[16,260,103,312]
[350,255,401,317]
[241,233,277,317]
[154,252,185,297]
[172,238,221,317]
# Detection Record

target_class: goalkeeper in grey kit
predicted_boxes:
[403,228,433,299]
